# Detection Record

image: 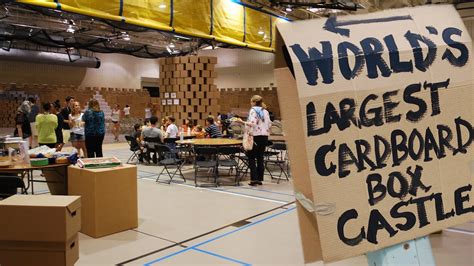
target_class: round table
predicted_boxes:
[176,138,242,146]
[0,162,70,195]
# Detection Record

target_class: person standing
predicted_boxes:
[27,97,39,148]
[69,101,87,158]
[238,95,271,186]
[123,105,131,119]
[14,101,32,142]
[144,103,152,120]
[52,100,64,151]
[60,96,74,146]
[36,102,58,149]
[83,99,105,158]
[111,104,121,142]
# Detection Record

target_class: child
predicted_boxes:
[192,125,206,139]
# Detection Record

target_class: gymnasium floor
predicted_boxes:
[21,141,474,265]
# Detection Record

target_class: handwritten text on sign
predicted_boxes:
[278,5,473,260]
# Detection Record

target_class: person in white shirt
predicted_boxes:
[123,105,131,118]
[165,116,179,138]
[144,103,152,119]
[111,104,121,142]
[69,101,87,158]
[236,95,271,186]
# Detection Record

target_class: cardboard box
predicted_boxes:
[0,234,79,266]
[195,63,204,71]
[208,57,217,64]
[67,165,138,238]
[274,5,473,263]
[0,195,81,242]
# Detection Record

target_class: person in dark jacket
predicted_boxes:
[82,99,105,158]
[14,101,32,142]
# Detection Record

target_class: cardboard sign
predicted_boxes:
[275,5,473,262]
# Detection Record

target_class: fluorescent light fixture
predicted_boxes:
[121,32,130,41]
[159,4,167,9]
[202,45,218,50]
[307,7,324,13]
[66,24,75,33]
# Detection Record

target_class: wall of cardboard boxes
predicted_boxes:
[0,83,150,127]
[218,87,280,119]
[156,55,220,126]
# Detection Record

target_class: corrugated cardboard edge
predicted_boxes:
[274,29,323,264]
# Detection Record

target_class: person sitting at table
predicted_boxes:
[160,117,168,132]
[36,102,58,149]
[165,116,179,138]
[192,125,206,139]
[182,118,194,133]
[205,117,222,138]
[141,116,163,164]
[141,118,151,132]
[131,123,144,163]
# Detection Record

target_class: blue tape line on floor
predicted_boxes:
[192,247,251,266]
[144,206,296,265]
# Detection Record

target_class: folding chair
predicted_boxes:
[218,146,241,185]
[193,146,219,187]
[125,135,142,164]
[143,137,163,164]
[264,142,290,184]
[0,175,27,199]
[154,144,186,184]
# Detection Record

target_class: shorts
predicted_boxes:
[62,130,71,144]
[30,122,38,136]
[69,132,84,142]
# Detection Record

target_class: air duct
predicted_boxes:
[0,48,101,68]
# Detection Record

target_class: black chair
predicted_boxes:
[143,136,163,164]
[125,135,142,164]
[264,142,290,184]
[154,144,186,184]
[218,146,241,185]
[0,175,27,199]
[193,146,219,187]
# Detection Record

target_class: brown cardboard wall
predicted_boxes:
[0,83,151,127]
[218,87,281,119]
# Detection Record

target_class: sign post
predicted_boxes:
[275,4,473,263]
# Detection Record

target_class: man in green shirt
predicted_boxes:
[36,102,58,148]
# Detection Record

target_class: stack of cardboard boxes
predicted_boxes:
[157,56,220,126]
[0,195,81,266]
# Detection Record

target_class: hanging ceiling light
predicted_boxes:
[159,4,167,9]
[168,42,175,48]
[66,24,75,34]
[285,6,293,12]
[121,32,130,41]
[257,28,265,35]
